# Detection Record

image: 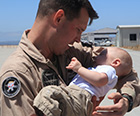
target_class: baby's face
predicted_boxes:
[95,49,107,65]
[95,48,113,66]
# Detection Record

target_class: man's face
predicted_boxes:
[53,8,89,55]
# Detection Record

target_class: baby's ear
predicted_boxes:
[111,58,121,67]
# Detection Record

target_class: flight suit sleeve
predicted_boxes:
[0,70,37,116]
[71,42,104,68]
[115,69,140,108]
[72,42,104,59]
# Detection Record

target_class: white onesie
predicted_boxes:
[69,65,118,101]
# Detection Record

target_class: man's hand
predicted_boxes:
[91,96,105,112]
[92,92,129,116]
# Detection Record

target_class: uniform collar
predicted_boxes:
[19,30,50,64]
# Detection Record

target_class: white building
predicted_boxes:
[117,25,140,47]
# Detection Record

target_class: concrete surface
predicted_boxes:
[0,47,140,115]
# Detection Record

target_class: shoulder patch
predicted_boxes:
[2,77,21,98]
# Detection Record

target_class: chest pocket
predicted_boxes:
[42,68,59,86]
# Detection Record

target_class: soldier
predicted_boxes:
[0,0,139,116]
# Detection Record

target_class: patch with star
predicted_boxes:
[2,77,21,98]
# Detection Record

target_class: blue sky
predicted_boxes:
[0,0,140,41]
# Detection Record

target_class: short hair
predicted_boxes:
[108,47,133,76]
[118,48,132,76]
[36,0,98,25]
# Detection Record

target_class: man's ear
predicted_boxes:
[53,9,65,26]
[111,58,121,67]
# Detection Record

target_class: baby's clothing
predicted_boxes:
[69,65,118,100]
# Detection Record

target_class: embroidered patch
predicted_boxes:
[2,77,21,98]
[42,69,59,86]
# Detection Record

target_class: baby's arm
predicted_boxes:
[66,57,82,72]
[66,57,108,87]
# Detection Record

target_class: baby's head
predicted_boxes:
[96,47,132,77]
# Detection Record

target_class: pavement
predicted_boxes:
[0,46,140,115]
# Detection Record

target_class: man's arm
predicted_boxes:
[0,71,38,116]
[116,69,140,108]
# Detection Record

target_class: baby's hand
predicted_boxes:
[66,57,82,73]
